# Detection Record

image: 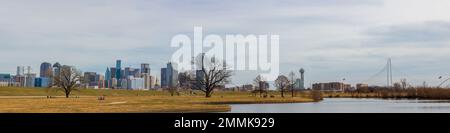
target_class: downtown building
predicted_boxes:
[36,62,53,88]
[14,66,37,88]
[13,62,58,88]
[103,60,154,90]
[141,63,154,90]
[0,74,13,87]
[160,62,178,89]
[312,82,352,92]
[83,72,105,89]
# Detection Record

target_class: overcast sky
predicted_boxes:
[1,0,450,87]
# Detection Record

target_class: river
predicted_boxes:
[229,98,450,113]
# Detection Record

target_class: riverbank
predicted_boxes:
[0,87,314,113]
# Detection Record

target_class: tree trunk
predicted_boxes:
[292,89,294,97]
[205,91,212,98]
[259,88,262,97]
[65,93,69,98]
[281,89,284,98]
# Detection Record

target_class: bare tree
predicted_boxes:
[178,72,196,95]
[193,53,232,98]
[275,75,290,98]
[178,72,194,90]
[400,78,407,89]
[52,65,82,98]
[253,75,268,97]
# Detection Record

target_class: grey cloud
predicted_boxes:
[1,0,450,86]
[365,21,450,46]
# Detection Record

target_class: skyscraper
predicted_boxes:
[116,60,122,88]
[161,62,178,88]
[110,67,116,79]
[16,66,24,76]
[161,68,167,88]
[53,62,62,78]
[40,62,53,78]
[84,72,98,87]
[105,68,111,80]
[124,67,140,78]
[105,67,111,88]
[167,62,177,88]
[141,63,150,74]
[141,63,152,90]
[116,60,122,80]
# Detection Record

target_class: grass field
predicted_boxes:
[0,87,314,113]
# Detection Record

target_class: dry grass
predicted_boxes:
[0,87,314,113]
[0,96,229,113]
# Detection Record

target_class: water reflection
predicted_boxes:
[229,98,450,113]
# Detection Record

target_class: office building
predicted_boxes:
[116,60,122,88]
[110,67,116,79]
[0,74,12,87]
[142,74,152,90]
[84,72,98,87]
[96,74,105,89]
[141,63,150,74]
[53,62,62,78]
[127,76,145,90]
[166,62,178,88]
[161,68,168,88]
[105,68,111,88]
[116,60,122,80]
[35,77,50,88]
[124,67,140,78]
[313,82,351,92]
[40,62,53,78]
[16,66,24,76]
[24,73,36,87]
[356,83,369,90]
[161,62,179,89]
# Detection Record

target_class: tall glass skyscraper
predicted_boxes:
[116,60,122,79]
[105,67,111,88]
[105,67,111,80]
[116,60,122,88]
[40,62,52,78]
[160,62,178,88]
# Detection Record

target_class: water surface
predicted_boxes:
[229,98,450,113]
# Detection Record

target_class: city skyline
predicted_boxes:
[1,0,450,86]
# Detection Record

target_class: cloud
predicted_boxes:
[365,21,450,45]
[1,0,450,86]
